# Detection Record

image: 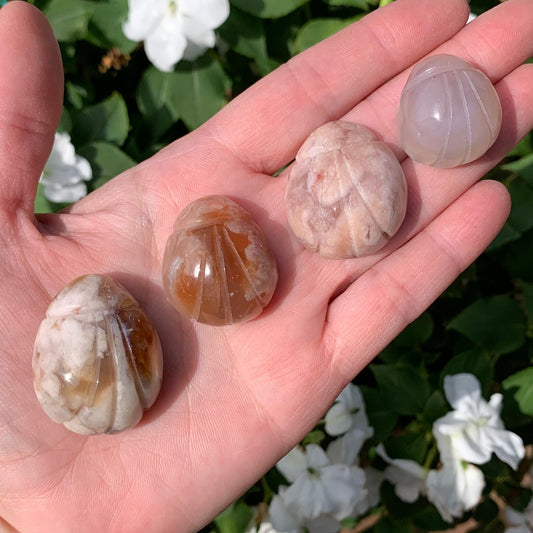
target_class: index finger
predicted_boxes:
[203,0,470,174]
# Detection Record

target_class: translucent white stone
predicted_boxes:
[397,54,502,168]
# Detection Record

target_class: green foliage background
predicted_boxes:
[28,0,533,530]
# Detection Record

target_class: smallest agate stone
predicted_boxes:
[397,54,502,168]
[162,195,278,326]
[285,120,408,259]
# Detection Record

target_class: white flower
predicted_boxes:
[40,132,92,203]
[426,422,485,523]
[122,0,230,71]
[324,383,373,439]
[275,444,367,522]
[376,444,428,503]
[426,457,485,523]
[269,488,341,533]
[326,428,367,466]
[352,467,384,517]
[434,374,525,469]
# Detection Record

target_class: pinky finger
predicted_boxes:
[325,180,511,382]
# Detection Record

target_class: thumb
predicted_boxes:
[0,1,63,223]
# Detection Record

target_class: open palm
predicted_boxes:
[1,0,533,531]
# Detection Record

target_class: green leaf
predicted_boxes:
[447,296,525,354]
[301,429,325,447]
[384,433,428,464]
[440,349,493,396]
[473,497,500,523]
[137,67,180,141]
[43,0,94,41]
[326,0,374,8]
[295,17,360,53]
[65,80,92,110]
[506,178,533,233]
[87,0,137,53]
[486,221,522,251]
[138,58,230,132]
[34,184,56,214]
[502,153,533,183]
[422,390,448,424]
[230,0,310,19]
[173,58,230,130]
[360,385,397,444]
[77,142,136,190]
[506,229,533,282]
[394,311,433,347]
[519,280,533,328]
[503,367,533,416]
[58,107,72,133]
[370,365,431,416]
[214,501,253,533]
[72,93,130,146]
[411,507,451,531]
[218,8,271,75]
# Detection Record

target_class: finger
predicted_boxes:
[203,0,469,174]
[325,180,511,383]
[0,1,63,220]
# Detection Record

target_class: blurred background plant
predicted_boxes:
[24,0,533,530]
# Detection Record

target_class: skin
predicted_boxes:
[0,0,532,531]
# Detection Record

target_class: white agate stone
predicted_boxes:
[397,54,502,168]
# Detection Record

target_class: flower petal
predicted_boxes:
[307,516,341,533]
[485,427,525,470]
[276,447,308,483]
[320,464,367,520]
[444,373,482,414]
[268,491,300,533]
[326,428,367,465]
[283,474,329,520]
[41,182,88,203]
[144,14,187,71]
[122,0,164,41]
[426,459,485,523]
[75,156,92,181]
[305,444,330,470]
[182,16,216,49]
[324,402,352,436]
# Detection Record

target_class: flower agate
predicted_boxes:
[162,195,278,326]
[285,121,407,259]
[397,54,502,168]
[33,275,163,435]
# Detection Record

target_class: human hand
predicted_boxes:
[1,0,532,531]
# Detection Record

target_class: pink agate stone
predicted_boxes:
[397,54,502,168]
[285,121,408,259]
